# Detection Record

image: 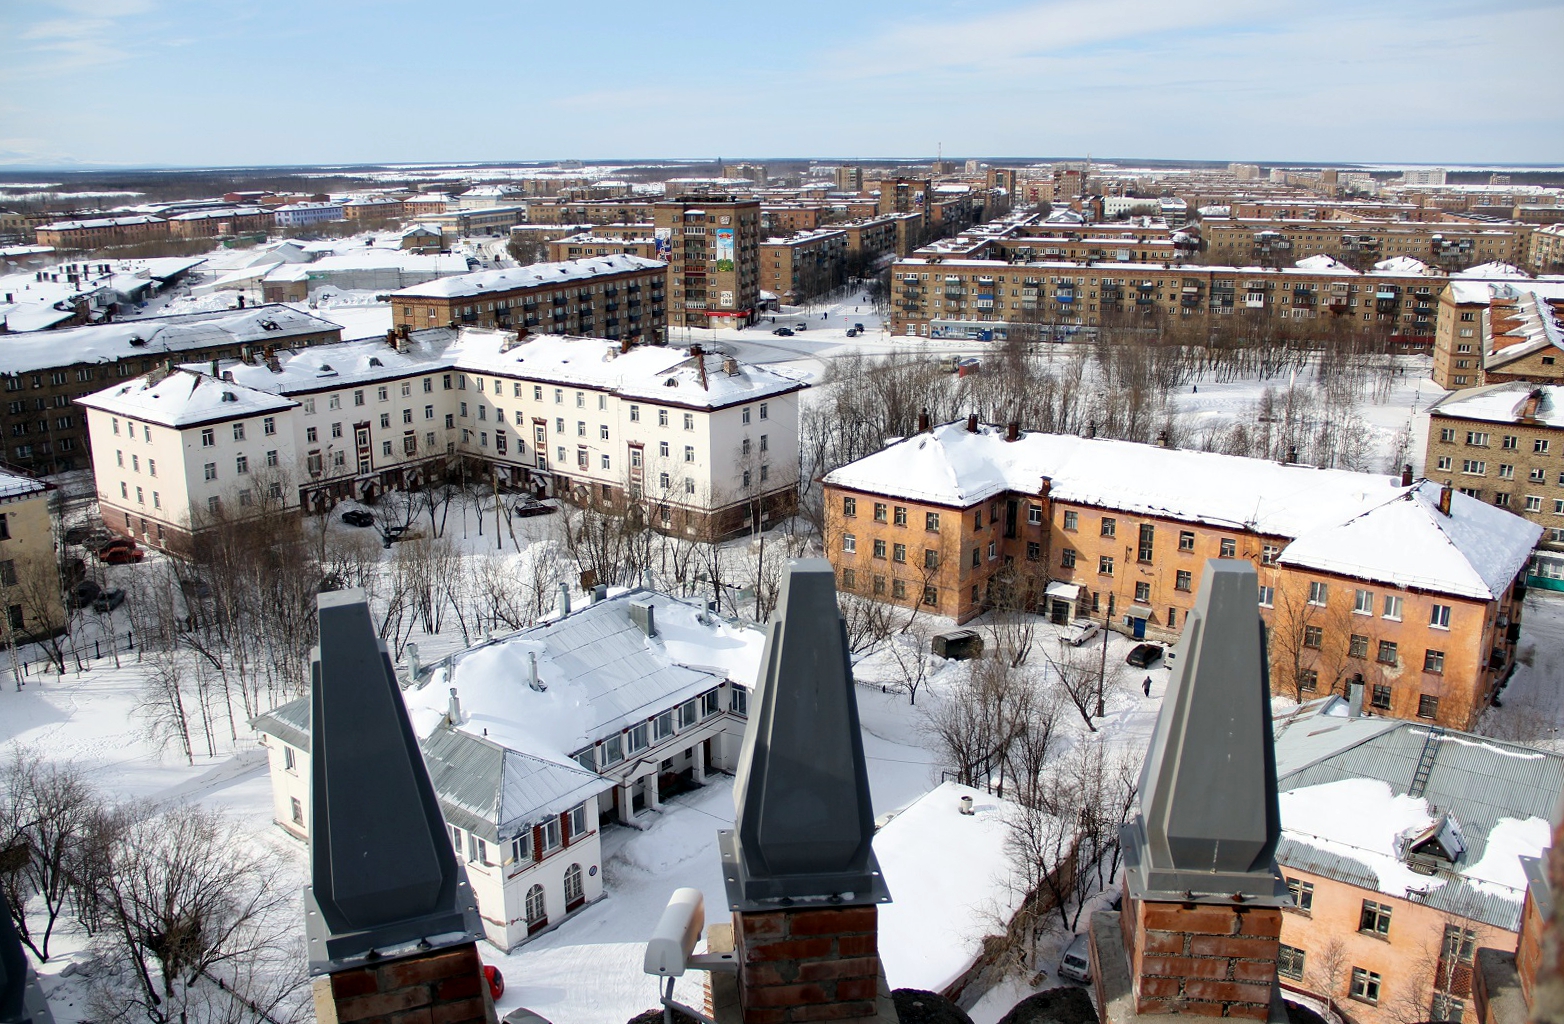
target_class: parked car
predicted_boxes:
[853,322,865,331]
[794,323,807,331]
[66,580,101,610]
[1126,643,1164,668]
[514,499,556,518]
[340,509,374,528]
[1058,932,1092,983]
[1063,620,1100,647]
[96,537,137,558]
[92,588,126,613]
[100,545,145,565]
[772,327,794,337]
[845,328,859,337]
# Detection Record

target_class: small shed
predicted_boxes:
[931,628,983,661]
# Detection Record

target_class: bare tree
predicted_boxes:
[0,747,98,961]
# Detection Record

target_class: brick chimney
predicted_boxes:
[304,590,496,1024]
[1439,480,1454,516]
[718,560,893,1023]
[1401,463,1414,487]
[1092,561,1288,1024]
[965,413,978,433]
[1005,421,1020,442]
[916,408,929,434]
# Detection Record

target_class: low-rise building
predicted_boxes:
[1431,283,1564,390]
[165,207,274,239]
[35,215,170,250]
[253,585,762,950]
[78,329,808,545]
[1426,383,1564,584]
[1,304,338,476]
[0,469,64,643]
[1271,696,1561,1024]
[271,203,345,229]
[823,421,1540,730]
[391,254,667,345]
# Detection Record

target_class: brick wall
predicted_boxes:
[1124,895,1282,1020]
[733,905,881,1023]
[313,942,494,1024]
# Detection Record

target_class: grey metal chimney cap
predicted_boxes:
[720,559,890,910]
[303,589,481,974]
[1121,559,1288,906]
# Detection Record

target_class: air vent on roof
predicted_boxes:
[664,378,678,387]
[129,336,146,347]
[368,357,382,367]
[259,319,280,331]
[221,391,237,403]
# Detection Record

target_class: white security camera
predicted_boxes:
[644,888,705,977]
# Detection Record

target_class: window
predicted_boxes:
[525,884,546,926]
[204,462,217,481]
[201,428,214,447]
[701,688,721,718]
[683,445,694,463]
[599,734,624,766]
[657,408,668,427]
[1349,634,1369,659]
[1137,523,1154,562]
[1100,516,1116,537]
[841,533,855,553]
[1063,510,1078,531]
[1350,968,1381,1004]
[971,547,981,569]
[1134,581,1151,603]
[1258,585,1274,607]
[1461,460,1486,475]
[1377,640,1398,666]
[1286,876,1314,914]
[1359,899,1392,936]
[843,496,857,517]
[1536,439,1551,455]
[1261,545,1280,566]
[873,502,887,522]
[1308,581,1328,606]
[926,512,940,532]
[1432,996,1465,1024]
[1303,625,1323,649]
[1383,595,1403,620]
[1099,555,1114,576]
[1418,694,1440,719]
[627,723,648,753]
[235,455,249,475]
[1178,531,1195,552]
[731,687,749,716]
[923,548,938,569]
[290,797,304,825]
[759,403,768,420]
[1028,504,1042,525]
[678,699,699,729]
[564,862,584,905]
[922,585,938,606]
[1436,456,1453,471]
[654,711,673,741]
[1175,570,1192,591]
[1443,924,1476,964]
[894,506,907,527]
[1466,431,1490,447]
[1527,495,1544,512]
[1278,944,1305,981]
[1061,548,1076,569]
[683,413,694,430]
[1430,603,1451,629]
[1424,649,1445,674]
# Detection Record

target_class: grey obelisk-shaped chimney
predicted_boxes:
[1094,560,1288,1024]
[303,589,495,1024]
[718,558,892,1024]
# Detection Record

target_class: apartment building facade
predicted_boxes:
[35,216,169,250]
[1528,223,1564,275]
[1199,217,1531,271]
[1431,283,1564,390]
[759,229,848,305]
[545,233,659,262]
[0,469,65,643]
[652,196,761,329]
[0,305,339,476]
[390,255,667,346]
[79,330,807,547]
[822,422,1539,730]
[888,256,1448,343]
[1425,383,1564,586]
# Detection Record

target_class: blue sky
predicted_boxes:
[2,0,1561,169]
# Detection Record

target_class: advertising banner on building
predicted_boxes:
[654,227,672,261]
[714,227,734,272]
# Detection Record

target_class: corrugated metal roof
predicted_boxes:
[252,696,310,751]
[1274,704,1564,930]
[420,727,611,844]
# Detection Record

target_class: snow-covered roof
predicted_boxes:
[1294,254,1352,272]
[1277,480,1541,601]
[408,589,766,766]
[872,782,1027,992]
[391,254,664,300]
[1456,261,1529,279]
[0,468,48,504]
[446,330,808,408]
[827,424,1538,600]
[420,727,612,844]
[1272,708,1563,930]
[1373,256,1438,275]
[39,215,164,230]
[77,367,296,427]
[0,304,340,375]
[1430,383,1564,430]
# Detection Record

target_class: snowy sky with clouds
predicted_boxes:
[1,0,1560,169]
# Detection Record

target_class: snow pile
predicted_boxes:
[1464,816,1550,900]
[874,782,1025,993]
[1279,777,1445,898]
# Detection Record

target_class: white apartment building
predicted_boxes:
[253,586,762,950]
[77,329,807,546]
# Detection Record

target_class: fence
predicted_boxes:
[5,630,136,680]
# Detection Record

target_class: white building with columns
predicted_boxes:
[252,585,762,951]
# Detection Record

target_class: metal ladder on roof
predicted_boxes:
[1408,726,1446,798]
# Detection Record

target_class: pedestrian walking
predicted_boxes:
[1143,676,1152,696]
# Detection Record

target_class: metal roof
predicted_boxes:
[419,727,611,845]
[252,696,311,752]
[1273,702,1564,930]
